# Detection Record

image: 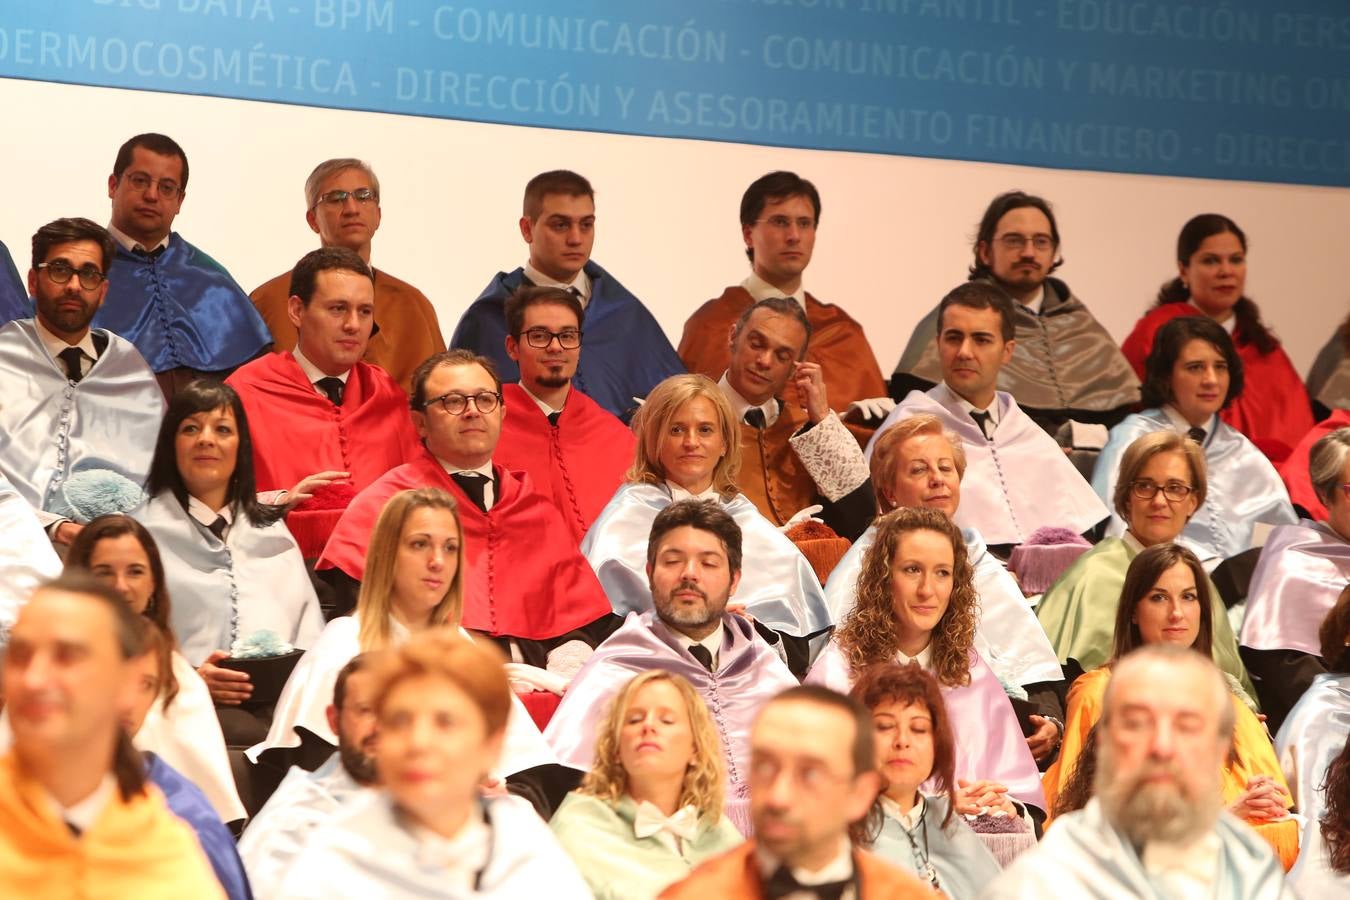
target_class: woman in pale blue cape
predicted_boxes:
[551,670,742,900]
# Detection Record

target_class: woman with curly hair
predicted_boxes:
[806,506,1046,817]
[550,671,742,899]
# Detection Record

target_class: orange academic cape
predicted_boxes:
[250,267,445,393]
[494,383,635,546]
[659,841,931,900]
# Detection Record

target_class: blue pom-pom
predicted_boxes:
[61,469,144,521]
[230,629,295,659]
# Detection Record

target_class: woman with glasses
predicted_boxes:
[1243,429,1350,729]
[1038,431,1255,693]
[1121,213,1313,465]
[1094,316,1295,563]
[1042,543,1298,869]
[580,373,831,677]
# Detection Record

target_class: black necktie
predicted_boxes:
[58,347,85,383]
[452,472,489,512]
[316,376,345,407]
[764,865,850,900]
[970,410,994,440]
[65,820,81,838]
[208,516,228,540]
[1186,426,1206,446]
[547,411,561,427]
[688,644,714,672]
[133,246,165,262]
[568,286,583,301]
[744,407,767,430]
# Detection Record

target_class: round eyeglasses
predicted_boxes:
[38,261,107,290]
[424,390,502,415]
[1129,480,1194,502]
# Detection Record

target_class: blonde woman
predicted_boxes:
[551,671,742,899]
[250,488,554,778]
[581,373,831,675]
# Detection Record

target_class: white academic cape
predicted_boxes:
[0,473,60,628]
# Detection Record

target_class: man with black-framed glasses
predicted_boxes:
[0,217,163,549]
[91,132,271,400]
[494,285,635,546]
[249,158,445,394]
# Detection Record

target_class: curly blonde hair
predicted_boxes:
[835,507,979,688]
[579,670,726,824]
[627,374,741,500]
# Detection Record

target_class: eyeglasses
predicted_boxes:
[520,327,582,349]
[756,215,816,232]
[1130,480,1194,502]
[38,261,106,289]
[996,233,1055,251]
[424,390,502,415]
[123,171,182,198]
[315,188,377,208]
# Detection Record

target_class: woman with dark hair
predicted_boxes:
[808,507,1045,818]
[135,380,322,743]
[849,662,1001,898]
[1121,213,1313,465]
[1277,585,1350,892]
[63,514,244,824]
[1095,316,1295,561]
[1044,543,1298,868]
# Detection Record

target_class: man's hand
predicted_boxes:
[52,520,84,545]
[198,650,252,705]
[1026,715,1061,762]
[284,470,351,509]
[791,361,829,424]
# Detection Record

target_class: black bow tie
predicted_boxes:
[316,376,345,407]
[744,407,767,430]
[1186,426,1206,445]
[764,865,851,900]
[547,410,562,427]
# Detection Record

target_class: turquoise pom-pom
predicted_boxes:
[60,468,144,521]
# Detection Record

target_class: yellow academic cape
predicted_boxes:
[1042,668,1300,871]
[0,753,225,900]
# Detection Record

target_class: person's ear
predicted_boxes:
[325,704,339,736]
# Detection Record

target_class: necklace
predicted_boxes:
[901,801,941,892]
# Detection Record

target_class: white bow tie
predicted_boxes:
[633,801,700,842]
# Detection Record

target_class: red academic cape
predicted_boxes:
[1120,303,1314,465]
[317,450,613,640]
[226,352,421,556]
[494,383,635,546]
[1280,408,1350,521]
[679,287,887,420]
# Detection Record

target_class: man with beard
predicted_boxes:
[544,500,798,832]
[986,645,1294,899]
[238,655,378,898]
[0,218,163,548]
[892,191,1139,442]
[493,285,635,546]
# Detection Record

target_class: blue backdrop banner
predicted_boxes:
[2,0,1348,187]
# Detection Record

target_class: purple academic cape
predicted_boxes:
[1241,520,1350,656]
[543,611,797,833]
[807,640,1046,813]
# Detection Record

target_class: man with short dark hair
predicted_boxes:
[227,247,421,559]
[494,285,635,545]
[239,655,378,897]
[318,349,617,662]
[987,646,1293,898]
[545,500,799,828]
[681,171,892,438]
[0,577,225,898]
[94,133,271,398]
[0,218,164,547]
[249,158,445,393]
[870,282,1107,552]
[718,297,873,541]
[893,190,1139,439]
[451,169,685,420]
[662,685,928,898]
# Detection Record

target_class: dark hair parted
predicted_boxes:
[1319,584,1350,673]
[646,499,743,576]
[765,684,874,777]
[1110,542,1214,663]
[850,662,957,834]
[731,297,812,356]
[740,171,821,264]
[333,652,377,712]
[969,190,1063,281]
[1140,315,1244,410]
[112,132,190,191]
[146,380,285,529]
[836,507,979,688]
[64,514,174,638]
[504,284,585,336]
[523,169,594,220]
[1320,732,1350,875]
[936,281,1017,343]
[1053,722,1100,819]
[288,247,374,306]
[32,217,118,274]
[1154,213,1278,355]
[409,349,502,412]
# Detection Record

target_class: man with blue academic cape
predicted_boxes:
[95,133,271,398]
[0,239,28,321]
[451,169,684,420]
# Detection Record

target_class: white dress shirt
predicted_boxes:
[742,271,806,308]
[519,380,568,417]
[936,381,1001,438]
[717,372,780,428]
[437,458,497,510]
[756,834,856,897]
[34,318,98,380]
[45,774,115,834]
[524,262,592,307]
[1019,285,1045,316]
[107,222,170,254]
[293,346,350,398]
[187,495,234,539]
